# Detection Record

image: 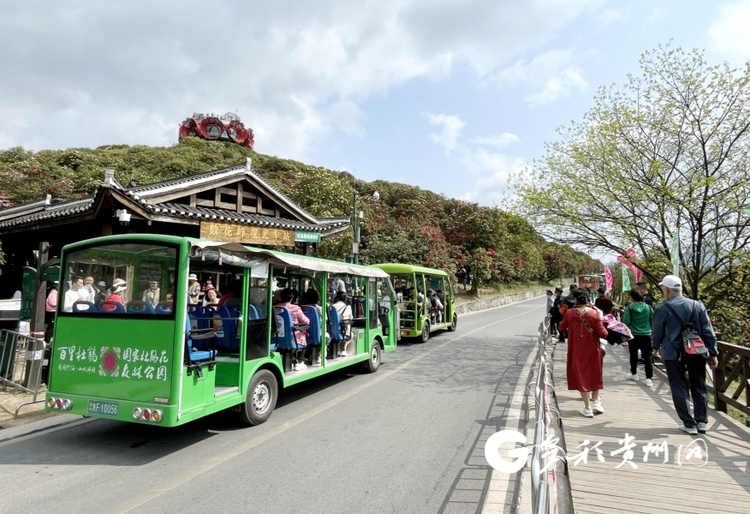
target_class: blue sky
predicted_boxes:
[1,0,748,207]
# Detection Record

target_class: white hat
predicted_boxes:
[98,280,106,287]
[188,273,198,281]
[112,278,126,287]
[658,275,682,289]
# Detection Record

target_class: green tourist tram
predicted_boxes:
[45,234,398,427]
[372,263,456,343]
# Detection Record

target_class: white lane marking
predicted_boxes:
[104,303,541,513]
[481,337,538,513]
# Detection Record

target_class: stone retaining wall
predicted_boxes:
[455,289,546,315]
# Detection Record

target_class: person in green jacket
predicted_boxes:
[623,289,655,386]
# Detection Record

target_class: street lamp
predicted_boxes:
[352,190,379,264]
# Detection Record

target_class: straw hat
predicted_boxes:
[188,273,198,281]
[112,278,126,287]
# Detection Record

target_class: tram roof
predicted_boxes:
[190,240,390,278]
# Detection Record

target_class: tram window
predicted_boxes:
[368,278,378,329]
[61,243,177,316]
[247,277,269,360]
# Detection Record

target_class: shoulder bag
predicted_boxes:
[576,308,608,355]
[662,301,709,358]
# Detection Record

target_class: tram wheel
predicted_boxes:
[420,321,430,343]
[238,369,278,426]
[363,340,382,373]
[447,313,457,332]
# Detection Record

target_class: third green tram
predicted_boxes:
[45,234,399,427]
[372,263,457,343]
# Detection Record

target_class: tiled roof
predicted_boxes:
[0,197,94,228]
[127,164,243,196]
[152,202,347,232]
[123,160,319,224]
[0,161,350,235]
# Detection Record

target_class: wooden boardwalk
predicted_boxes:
[553,342,750,514]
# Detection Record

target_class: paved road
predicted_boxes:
[0,298,545,514]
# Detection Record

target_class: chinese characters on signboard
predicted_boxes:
[56,345,170,382]
[200,221,295,246]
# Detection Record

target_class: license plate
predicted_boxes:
[87,400,119,417]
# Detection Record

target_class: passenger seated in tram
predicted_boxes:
[331,291,353,357]
[105,279,127,304]
[203,287,220,307]
[63,277,84,312]
[277,288,309,371]
[427,289,443,323]
[142,280,161,308]
[300,289,327,365]
[300,289,322,315]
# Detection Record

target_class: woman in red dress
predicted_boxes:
[559,288,608,418]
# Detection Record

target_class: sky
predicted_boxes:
[1,0,749,207]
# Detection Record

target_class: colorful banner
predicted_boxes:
[617,255,639,283]
[626,248,642,283]
[622,265,631,292]
[605,267,614,291]
[670,231,679,276]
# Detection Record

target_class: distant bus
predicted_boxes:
[46,235,397,427]
[372,263,456,343]
[577,275,600,291]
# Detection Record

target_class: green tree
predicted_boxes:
[511,45,750,305]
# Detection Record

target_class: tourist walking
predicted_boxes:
[549,287,564,336]
[652,275,718,434]
[559,288,608,418]
[623,289,654,386]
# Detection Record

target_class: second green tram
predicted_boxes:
[372,263,457,343]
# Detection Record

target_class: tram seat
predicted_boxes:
[184,317,216,364]
[328,307,352,342]
[251,303,266,319]
[273,306,307,351]
[351,297,365,318]
[194,305,212,330]
[201,305,235,352]
[301,306,329,347]
[127,301,155,314]
[247,304,260,320]
[156,301,173,314]
[99,301,125,314]
[72,301,98,313]
[227,305,243,351]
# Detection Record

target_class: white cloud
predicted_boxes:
[471,133,520,148]
[496,49,589,106]
[424,113,466,153]
[527,66,588,106]
[707,1,750,63]
[0,0,602,158]
[597,8,628,28]
[645,7,667,23]
[327,99,367,137]
[457,148,528,203]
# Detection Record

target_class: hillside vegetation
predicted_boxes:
[0,138,601,291]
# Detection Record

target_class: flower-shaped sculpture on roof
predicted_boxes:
[179,112,255,149]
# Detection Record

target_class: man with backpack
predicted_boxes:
[652,275,718,435]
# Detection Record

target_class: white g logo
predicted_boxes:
[484,430,530,474]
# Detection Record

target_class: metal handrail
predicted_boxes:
[529,320,551,513]
[528,315,574,514]
[0,329,47,416]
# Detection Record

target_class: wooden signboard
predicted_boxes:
[200,221,295,247]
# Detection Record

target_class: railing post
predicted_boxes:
[714,345,726,413]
